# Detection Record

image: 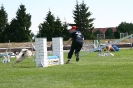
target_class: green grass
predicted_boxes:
[0,49,133,88]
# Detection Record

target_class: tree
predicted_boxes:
[62,21,70,40]
[37,11,63,41]
[115,22,133,38]
[73,0,95,39]
[30,32,35,41]
[9,4,32,42]
[105,28,114,39]
[73,1,81,29]
[54,17,63,37]
[0,5,8,43]
[116,22,133,35]
[37,11,55,41]
[93,30,101,39]
[114,31,120,39]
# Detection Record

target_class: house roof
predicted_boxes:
[68,23,116,34]
[93,27,116,34]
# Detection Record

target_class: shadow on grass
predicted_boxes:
[11,64,36,68]
[10,60,36,68]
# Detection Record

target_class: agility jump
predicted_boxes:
[35,37,64,67]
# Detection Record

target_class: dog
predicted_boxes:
[12,49,32,66]
[97,46,114,57]
[103,46,114,56]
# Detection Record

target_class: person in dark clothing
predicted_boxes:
[64,26,84,64]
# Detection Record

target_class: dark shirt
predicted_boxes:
[71,30,84,44]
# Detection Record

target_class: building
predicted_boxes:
[93,27,117,34]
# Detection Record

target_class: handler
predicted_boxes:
[64,26,84,64]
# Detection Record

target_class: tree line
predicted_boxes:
[36,1,95,41]
[94,22,133,39]
[0,1,133,43]
[0,4,33,43]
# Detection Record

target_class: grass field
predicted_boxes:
[0,49,133,88]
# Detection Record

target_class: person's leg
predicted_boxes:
[66,44,75,64]
[75,43,83,62]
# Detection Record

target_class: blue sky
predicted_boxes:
[0,0,133,34]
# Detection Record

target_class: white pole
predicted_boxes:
[35,38,48,67]
[52,37,64,65]
[130,36,133,50]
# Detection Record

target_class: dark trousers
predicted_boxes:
[68,42,83,59]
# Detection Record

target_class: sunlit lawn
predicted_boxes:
[0,49,133,88]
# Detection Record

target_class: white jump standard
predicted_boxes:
[52,37,64,65]
[35,37,64,67]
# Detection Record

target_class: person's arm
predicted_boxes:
[65,38,72,46]
[111,46,116,51]
[109,45,116,51]
[82,34,84,41]
[82,38,84,41]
